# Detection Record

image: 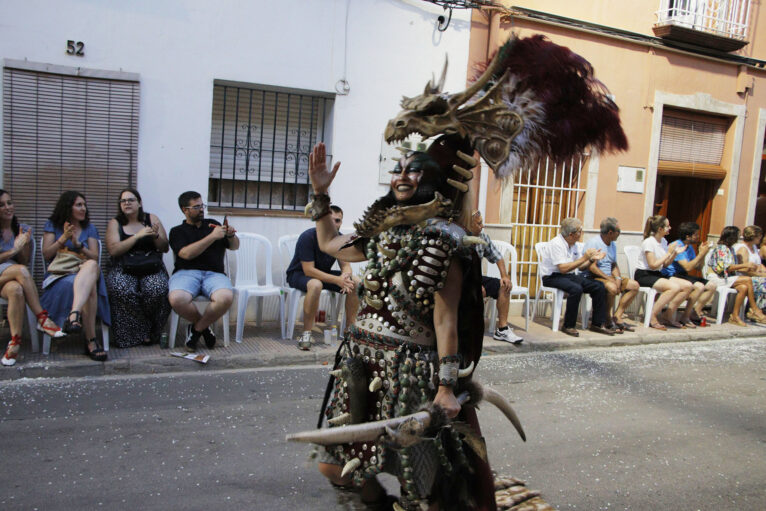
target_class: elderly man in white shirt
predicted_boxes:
[539,218,615,337]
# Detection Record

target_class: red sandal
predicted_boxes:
[2,334,22,366]
[36,310,66,338]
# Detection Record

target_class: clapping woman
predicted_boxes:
[633,215,693,329]
[706,226,766,325]
[105,188,170,348]
[41,191,111,361]
[0,190,65,366]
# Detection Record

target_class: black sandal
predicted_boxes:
[84,337,107,362]
[63,311,83,335]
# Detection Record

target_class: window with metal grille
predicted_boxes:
[208,82,334,211]
[658,109,729,179]
[2,64,139,280]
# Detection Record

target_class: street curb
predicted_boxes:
[1,326,764,381]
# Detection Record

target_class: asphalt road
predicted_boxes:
[1,338,765,510]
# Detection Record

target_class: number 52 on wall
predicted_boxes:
[66,40,84,57]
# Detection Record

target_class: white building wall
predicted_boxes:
[0,0,471,319]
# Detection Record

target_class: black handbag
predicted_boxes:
[122,250,164,276]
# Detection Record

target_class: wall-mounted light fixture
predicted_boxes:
[422,0,497,31]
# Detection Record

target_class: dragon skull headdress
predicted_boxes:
[385,34,628,179]
[353,34,627,238]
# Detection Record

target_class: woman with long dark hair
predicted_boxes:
[633,215,693,329]
[0,190,65,366]
[41,191,111,361]
[705,225,766,325]
[105,188,170,347]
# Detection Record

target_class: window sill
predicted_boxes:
[208,206,306,218]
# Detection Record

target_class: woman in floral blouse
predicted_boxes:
[705,225,766,326]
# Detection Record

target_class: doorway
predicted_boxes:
[653,175,720,242]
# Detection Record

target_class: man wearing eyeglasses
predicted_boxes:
[286,205,359,350]
[168,191,239,352]
[539,217,615,337]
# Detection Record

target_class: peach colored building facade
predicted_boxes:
[466,0,766,291]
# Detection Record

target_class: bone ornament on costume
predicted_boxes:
[286,380,525,446]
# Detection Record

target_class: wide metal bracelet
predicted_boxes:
[438,361,459,387]
[304,193,331,221]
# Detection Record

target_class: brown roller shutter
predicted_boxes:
[2,66,139,280]
[658,111,728,180]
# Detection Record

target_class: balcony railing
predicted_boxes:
[653,0,752,51]
[655,0,751,41]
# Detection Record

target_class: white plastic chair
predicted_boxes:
[531,241,588,332]
[0,240,41,352]
[484,240,529,333]
[623,245,659,328]
[703,249,743,324]
[168,255,232,348]
[39,237,110,355]
[278,233,342,340]
[232,233,285,343]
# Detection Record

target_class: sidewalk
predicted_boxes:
[1,314,764,380]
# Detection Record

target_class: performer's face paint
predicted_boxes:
[389,153,424,202]
[389,151,442,205]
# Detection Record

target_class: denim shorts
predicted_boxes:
[169,270,232,298]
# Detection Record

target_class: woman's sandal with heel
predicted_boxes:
[1,335,22,366]
[84,337,107,362]
[36,310,66,338]
[63,310,83,335]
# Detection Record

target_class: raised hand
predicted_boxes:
[13,229,30,252]
[62,222,75,240]
[308,142,340,194]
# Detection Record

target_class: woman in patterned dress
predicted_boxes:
[105,188,170,348]
[704,225,766,326]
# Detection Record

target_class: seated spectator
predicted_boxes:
[469,211,522,344]
[41,191,111,361]
[661,221,717,325]
[168,191,239,352]
[734,225,766,280]
[0,190,64,367]
[633,215,692,330]
[705,226,766,325]
[539,217,614,337]
[286,205,359,350]
[583,217,638,333]
[105,188,171,348]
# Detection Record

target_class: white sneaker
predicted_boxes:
[297,330,313,351]
[493,327,523,344]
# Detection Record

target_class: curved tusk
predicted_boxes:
[329,369,342,378]
[364,296,383,310]
[341,458,362,478]
[447,178,468,193]
[483,387,526,442]
[437,55,448,92]
[452,165,473,180]
[369,376,382,392]
[462,235,487,247]
[286,392,470,446]
[377,243,396,259]
[328,412,353,426]
[456,150,478,168]
[458,361,475,378]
